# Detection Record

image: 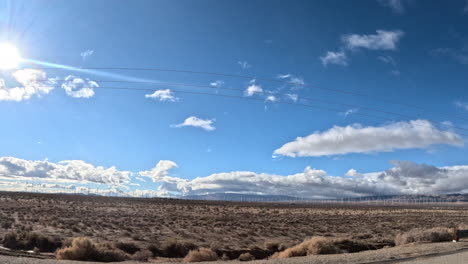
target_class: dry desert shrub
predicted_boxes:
[56,237,127,262]
[395,227,454,246]
[147,244,161,256]
[115,241,140,254]
[161,239,198,258]
[131,249,153,262]
[238,252,255,261]
[264,241,284,252]
[275,237,370,258]
[2,231,62,252]
[183,248,218,262]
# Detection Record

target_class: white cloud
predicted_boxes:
[342,108,358,117]
[290,77,305,87]
[273,120,463,158]
[238,60,251,69]
[135,176,146,182]
[320,51,348,66]
[244,84,263,96]
[0,69,56,101]
[342,30,404,51]
[378,55,396,65]
[378,0,405,14]
[139,160,179,184]
[171,116,216,131]
[265,95,277,102]
[285,93,299,102]
[0,157,130,185]
[145,89,178,102]
[277,74,305,89]
[454,101,468,111]
[145,161,468,199]
[6,157,468,199]
[139,160,177,180]
[277,74,291,79]
[210,80,224,88]
[80,50,94,60]
[61,75,98,98]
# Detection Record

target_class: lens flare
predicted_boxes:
[0,43,21,69]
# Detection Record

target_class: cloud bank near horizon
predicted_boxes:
[2,156,468,199]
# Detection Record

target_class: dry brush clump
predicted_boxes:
[395,227,454,246]
[2,231,62,252]
[274,236,371,259]
[183,248,218,262]
[131,249,153,262]
[114,241,140,255]
[56,237,128,262]
[160,239,198,258]
[238,252,255,261]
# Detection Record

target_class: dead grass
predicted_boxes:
[55,237,128,262]
[395,227,454,246]
[183,248,218,262]
[275,237,371,258]
[2,192,468,261]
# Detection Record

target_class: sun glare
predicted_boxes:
[0,43,21,69]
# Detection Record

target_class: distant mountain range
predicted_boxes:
[181,193,468,203]
[181,193,303,202]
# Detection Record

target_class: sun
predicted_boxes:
[0,43,21,69]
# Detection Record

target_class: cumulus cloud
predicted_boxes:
[80,50,94,60]
[273,120,463,158]
[244,84,263,96]
[0,157,129,185]
[145,89,178,102]
[265,95,277,102]
[0,69,56,101]
[342,30,404,51]
[139,160,178,181]
[320,51,348,66]
[378,0,405,14]
[144,161,468,199]
[5,157,468,199]
[61,75,98,98]
[171,116,216,131]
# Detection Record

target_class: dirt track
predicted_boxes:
[0,241,467,264]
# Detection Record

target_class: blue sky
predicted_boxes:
[0,0,468,198]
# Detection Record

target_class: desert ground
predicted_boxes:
[0,192,468,262]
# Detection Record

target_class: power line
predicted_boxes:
[92,86,468,137]
[37,66,468,123]
[94,83,468,134]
